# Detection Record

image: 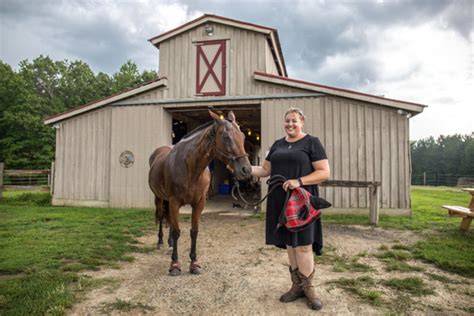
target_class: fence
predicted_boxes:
[412,172,474,187]
[0,162,54,199]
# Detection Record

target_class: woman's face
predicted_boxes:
[284,112,304,138]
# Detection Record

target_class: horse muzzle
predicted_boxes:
[233,163,252,180]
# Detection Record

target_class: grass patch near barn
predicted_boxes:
[0,191,155,315]
[324,186,474,278]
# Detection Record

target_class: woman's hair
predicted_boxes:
[284,107,306,122]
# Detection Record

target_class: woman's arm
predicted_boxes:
[282,159,330,191]
[251,160,271,178]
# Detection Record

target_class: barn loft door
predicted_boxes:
[196,40,226,96]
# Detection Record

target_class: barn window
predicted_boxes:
[196,40,226,96]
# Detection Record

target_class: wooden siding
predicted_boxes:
[261,96,411,209]
[109,105,172,208]
[158,23,280,99]
[53,107,111,202]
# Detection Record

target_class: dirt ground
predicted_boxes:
[70,202,473,315]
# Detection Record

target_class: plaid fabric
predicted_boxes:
[278,187,321,232]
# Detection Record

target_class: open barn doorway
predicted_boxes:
[167,105,261,207]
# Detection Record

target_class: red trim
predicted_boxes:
[148,13,275,44]
[254,71,427,107]
[43,77,165,123]
[196,40,226,96]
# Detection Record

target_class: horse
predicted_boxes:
[148,110,252,275]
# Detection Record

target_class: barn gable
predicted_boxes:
[149,14,287,99]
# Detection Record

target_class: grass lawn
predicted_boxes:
[0,186,473,315]
[0,191,155,315]
[324,186,474,277]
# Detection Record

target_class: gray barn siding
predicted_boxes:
[261,96,410,210]
[109,105,172,208]
[53,107,111,205]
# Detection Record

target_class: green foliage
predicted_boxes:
[411,134,474,185]
[0,57,157,169]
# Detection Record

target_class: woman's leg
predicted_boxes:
[286,245,298,270]
[294,244,314,276]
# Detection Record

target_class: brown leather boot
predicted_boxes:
[279,267,305,303]
[297,270,323,310]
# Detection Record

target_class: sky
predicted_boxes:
[0,0,472,140]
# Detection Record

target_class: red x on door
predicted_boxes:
[196,40,226,96]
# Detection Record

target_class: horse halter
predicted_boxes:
[208,121,249,164]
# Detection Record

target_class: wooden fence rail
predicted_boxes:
[321,180,381,225]
[0,162,53,200]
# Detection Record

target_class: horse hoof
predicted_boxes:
[167,247,173,254]
[169,268,181,276]
[189,261,202,275]
[169,261,181,276]
[157,243,163,250]
[190,267,202,274]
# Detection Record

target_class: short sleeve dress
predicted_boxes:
[265,134,328,255]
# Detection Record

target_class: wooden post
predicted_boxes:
[0,163,3,200]
[423,172,426,186]
[50,162,55,196]
[369,184,380,225]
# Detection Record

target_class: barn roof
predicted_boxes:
[43,77,168,125]
[254,71,427,114]
[148,14,287,77]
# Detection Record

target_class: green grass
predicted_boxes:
[0,191,155,315]
[383,277,435,296]
[328,276,382,306]
[99,298,154,314]
[324,186,474,277]
[315,246,374,273]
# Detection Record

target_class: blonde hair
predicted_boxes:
[284,107,306,122]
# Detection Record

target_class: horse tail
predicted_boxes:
[163,200,170,227]
[154,198,170,226]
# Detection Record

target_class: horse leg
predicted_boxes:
[168,201,181,276]
[189,199,205,274]
[164,200,173,250]
[155,197,164,249]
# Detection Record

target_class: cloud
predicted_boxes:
[0,0,472,139]
[0,0,202,73]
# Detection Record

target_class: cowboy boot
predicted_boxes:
[297,269,323,310]
[280,267,305,302]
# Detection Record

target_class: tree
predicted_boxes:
[111,60,141,93]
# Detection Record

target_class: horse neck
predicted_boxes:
[183,125,216,178]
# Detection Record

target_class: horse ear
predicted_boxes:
[227,111,236,122]
[209,110,223,124]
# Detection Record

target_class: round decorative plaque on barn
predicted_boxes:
[119,151,135,168]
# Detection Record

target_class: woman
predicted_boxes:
[251,107,330,310]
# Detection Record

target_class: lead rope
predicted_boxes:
[231,175,287,208]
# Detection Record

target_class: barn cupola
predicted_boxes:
[148,14,287,99]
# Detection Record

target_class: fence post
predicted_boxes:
[50,162,55,195]
[0,163,4,200]
[423,172,426,186]
[369,184,380,226]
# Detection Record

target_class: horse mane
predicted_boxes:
[181,120,215,140]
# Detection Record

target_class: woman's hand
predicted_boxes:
[282,179,301,191]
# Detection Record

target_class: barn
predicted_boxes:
[44,14,425,215]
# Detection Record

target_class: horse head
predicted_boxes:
[209,110,252,181]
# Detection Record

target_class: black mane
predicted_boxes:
[181,120,215,140]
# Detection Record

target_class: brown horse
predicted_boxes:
[148,110,252,275]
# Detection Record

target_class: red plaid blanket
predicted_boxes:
[278,187,321,232]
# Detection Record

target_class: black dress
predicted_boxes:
[265,134,328,255]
